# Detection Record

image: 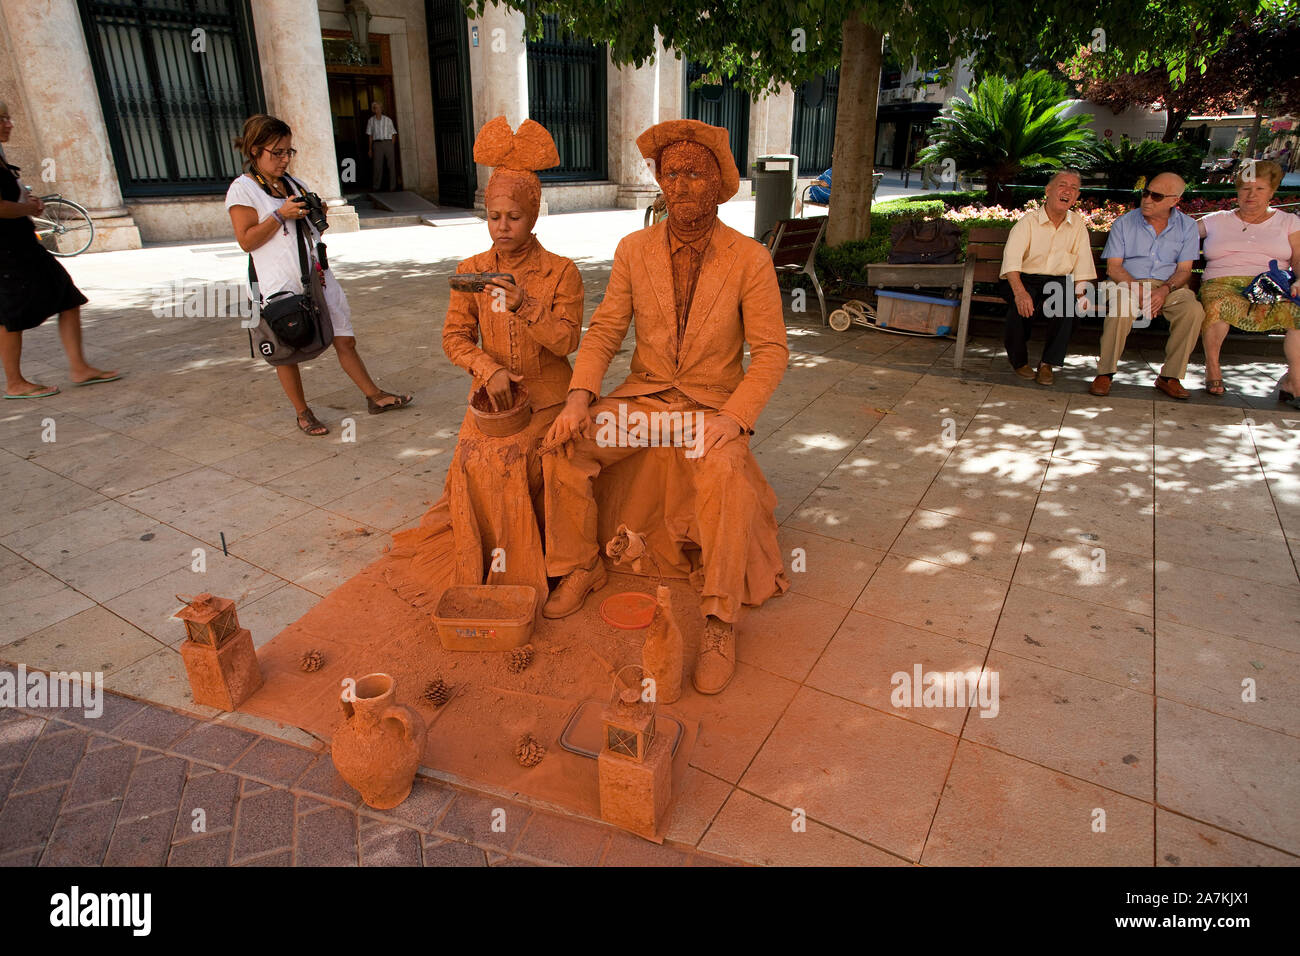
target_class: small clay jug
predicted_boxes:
[331,673,427,809]
[641,586,684,704]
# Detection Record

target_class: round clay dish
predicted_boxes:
[600,591,657,630]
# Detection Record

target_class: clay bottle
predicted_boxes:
[642,586,683,704]
[331,673,427,809]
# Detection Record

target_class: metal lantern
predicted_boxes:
[601,666,656,763]
[174,593,240,648]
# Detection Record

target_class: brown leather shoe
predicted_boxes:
[1014,364,1036,379]
[692,617,736,695]
[1089,375,1112,397]
[542,560,607,619]
[1154,376,1189,400]
[1035,364,1054,386]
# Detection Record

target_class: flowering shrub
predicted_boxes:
[939,197,1129,230]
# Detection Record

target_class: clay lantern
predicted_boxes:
[602,674,656,762]
[174,593,239,647]
[598,666,673,841]
[174,594,263,711]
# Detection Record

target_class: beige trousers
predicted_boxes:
[1097,282,1204,378]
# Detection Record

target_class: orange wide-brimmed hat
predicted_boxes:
[635,119,740,203]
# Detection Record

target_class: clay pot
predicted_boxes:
[331,673,427,809]
[470,381,531,437]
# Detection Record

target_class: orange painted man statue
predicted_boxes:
[543,119,789,695]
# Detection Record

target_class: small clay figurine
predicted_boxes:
[641,586,684,703]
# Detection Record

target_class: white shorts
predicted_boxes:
[321,270,354,337]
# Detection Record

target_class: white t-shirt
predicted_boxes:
[224,174,352,334]
[1202,208,1300,281]
[366,114,396,140]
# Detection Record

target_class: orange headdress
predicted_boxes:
[473,116,559,221]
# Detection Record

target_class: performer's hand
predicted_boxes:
[485,368,523,412]
[546,390,594,457]
[487,275,524,311]
[1013,287,1034,318]
[695,413,743,458]
[1148,285,1169,318]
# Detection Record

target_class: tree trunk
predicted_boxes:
[826,13,884,246]
[1246,108,1264,157]
[1163,109,1188,143]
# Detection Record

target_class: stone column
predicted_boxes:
[250,0,358,231]
[467,2,528,209]
[748,84,796,176]
[0,0,142,251]
[614,46,660,209]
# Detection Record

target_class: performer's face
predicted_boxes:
[487,195,533,253]
[659,142,720,227]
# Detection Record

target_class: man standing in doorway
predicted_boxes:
[367,100,397,191]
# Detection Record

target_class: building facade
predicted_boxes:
[0,0,806,249]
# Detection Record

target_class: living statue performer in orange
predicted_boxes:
[542,119,790,695]
[387,117,583,614]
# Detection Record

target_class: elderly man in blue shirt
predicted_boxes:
[1090,172,1204,399]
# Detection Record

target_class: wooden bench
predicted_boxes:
[767,216,829,325]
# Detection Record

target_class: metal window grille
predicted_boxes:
[792,68,839,176]
[78,0,264,196]
[683,62,749,176]
[526,15,607,182]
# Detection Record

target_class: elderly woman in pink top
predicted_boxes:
[1198,160,1300,401]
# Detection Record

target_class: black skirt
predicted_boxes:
[0,240,89,333]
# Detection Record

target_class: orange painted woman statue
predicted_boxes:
[386,117,583,615]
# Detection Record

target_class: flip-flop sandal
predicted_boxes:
[366,391,413,415]
[296,407,329,437]
[71,373,122,387]
[4,385,60,399]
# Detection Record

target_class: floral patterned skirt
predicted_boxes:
[1200,276,1300,333]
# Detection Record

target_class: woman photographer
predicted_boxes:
[226,113,410,435]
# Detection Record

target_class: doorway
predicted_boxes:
[328,75,402,192]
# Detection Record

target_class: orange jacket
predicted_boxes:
[441,242,584,411]
[569,220,789,431]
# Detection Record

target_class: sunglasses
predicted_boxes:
[1140,188,1180,202]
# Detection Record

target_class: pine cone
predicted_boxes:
[507,643,534,674]
[299,649,325,673]
[421,676,451,707]
[514,733,545,768]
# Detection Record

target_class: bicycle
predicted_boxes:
[30,193,95,257]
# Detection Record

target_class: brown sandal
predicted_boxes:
[367,391,413,415]
[296,406,329,436]
[1205,378,1225,397]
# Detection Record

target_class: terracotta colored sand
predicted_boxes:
[239,557,701,829]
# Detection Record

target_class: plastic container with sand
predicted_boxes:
[433,584,536,650]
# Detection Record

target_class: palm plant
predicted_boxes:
[918,70,1096,205]
[1079,137,1204,190]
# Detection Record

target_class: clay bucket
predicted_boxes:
[470,381,531,437]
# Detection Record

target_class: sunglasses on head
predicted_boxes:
[1140,188,1180,202]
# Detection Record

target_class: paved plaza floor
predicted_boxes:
[1,201,1297,866]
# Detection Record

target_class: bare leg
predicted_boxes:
[0,328,52,395]
[1281,328,1300,396]
[333,335,402,406]
[275,363,327,435]
[58,307,117,383]
[1202,320,1229,394]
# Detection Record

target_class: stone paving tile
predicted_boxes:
[170,724,258,768]
[512,811,611,866]
[0,785,65,855]
[358,776,453,830]
[11,727,87,795]
[230,738,318,788]
[232,787,297,864]
[0,715,45,767]
[40,801,119,866]
[601,831,691,867]
[115,707,199,750]
[103,810,176,866]
[119,755,187,818]
[174,770,240,843]
[64,742,138,809]
[294,805,359,866]
[167,829,232,866]
[292,754,363,809]
[431,790,531,855]
[360,821,422,866]
[421,836,488,867]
